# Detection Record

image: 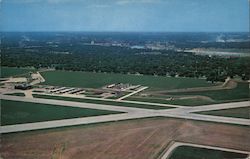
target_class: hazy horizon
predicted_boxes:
[1,31,249,33]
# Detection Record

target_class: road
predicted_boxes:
[30,72,45,85]
[0,95,249,133]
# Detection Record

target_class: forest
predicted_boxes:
[1,32,250,82]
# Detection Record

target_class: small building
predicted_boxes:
[15,83,32,90]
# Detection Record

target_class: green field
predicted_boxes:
[41,71,213,90]
[1,100,121,125]
[127,82,249,106]
[198,107,250,119]
[126,97,215,106]
[32,94,171,110]
[168,83,249,102]
[169,146,248,159]
[0,67,36,78]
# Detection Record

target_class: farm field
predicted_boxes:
[0,67,36,78]
[168,145,248,159]
[198,107,250,119]
[41,70,214,90]
[32,94,171,110]
[1,100,120,125]
[1,117,249,159]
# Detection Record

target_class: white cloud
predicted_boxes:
[3,0,78,4]
[47,0,73,4]
[3,0,164,5]
[116,0,163,5]
[5,0,40,3]
[87,4,110,9]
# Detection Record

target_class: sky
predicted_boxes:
[1,0,249,32]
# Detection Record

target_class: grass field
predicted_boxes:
[169,146,248,159]
[32,94,171,109]
[168,83,249,102]
[126,82,249,106]
[0,67,36,78]
[41,70,213,90]
[126,97,215,106]
[198,107,250,119]
[1,100,121,125]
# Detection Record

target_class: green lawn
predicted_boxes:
[126,82,249,106]
[126,97,215,106]
[169,146,248,159]
[198,107,250,119]
[33,94,171,110]
[168,83,249,102]
[155,98,214,106]
[0,67,36,78]
[1,100,121,125]
[41,71,213,90]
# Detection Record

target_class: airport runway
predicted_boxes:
[1,95,154,113]
[160,141,250,159]
[0,95,249,133]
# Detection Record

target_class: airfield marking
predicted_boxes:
[117,86,148,101]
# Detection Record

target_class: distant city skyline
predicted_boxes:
[1,0,249,32]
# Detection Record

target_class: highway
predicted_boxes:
[0,95,249,133]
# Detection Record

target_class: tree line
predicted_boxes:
[1,44,250,83]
